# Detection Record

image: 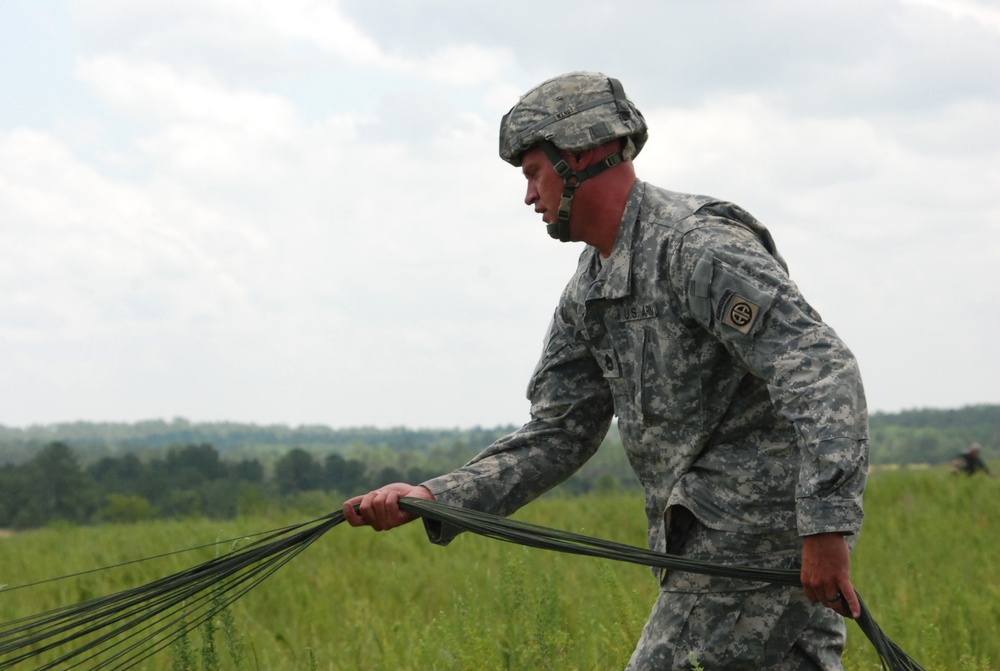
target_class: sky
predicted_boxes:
[2,0,998,431]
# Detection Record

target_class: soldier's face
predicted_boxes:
[521,147,564,228]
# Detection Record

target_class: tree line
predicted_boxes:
[0,433,640,530]
[0,420,518,465]
[0,441,449,530]
[868,404,999,465]
[1,404,996,529]
[2,406,997,468]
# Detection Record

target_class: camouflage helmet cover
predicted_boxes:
[499,71,648,167]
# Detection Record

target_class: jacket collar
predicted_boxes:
[584,180,646,303]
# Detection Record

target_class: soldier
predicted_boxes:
[344,72,869,670]
[950,443,996,478]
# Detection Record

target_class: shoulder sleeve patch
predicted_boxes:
[685,248,776,338]
[704,257,776,338]
[717,289,761,335]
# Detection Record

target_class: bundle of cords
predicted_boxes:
[0,498,924,671]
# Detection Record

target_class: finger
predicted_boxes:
[374,489,400,530]
[824,595,849,618]
[817,590,839,607]
[840,585,861,620]
[378,491,403,530]
[818,587,857,619]
[359,491,382,529]
[384,491,400,525]
[342,498,363,526]
[370,491,389,531]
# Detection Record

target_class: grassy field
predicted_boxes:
[1,467,997,670]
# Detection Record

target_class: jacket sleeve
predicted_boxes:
[679,213,868,537]
[420,306,614,545]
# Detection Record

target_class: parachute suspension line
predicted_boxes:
[0,517,329,596]
[0,499,925,671]
[0,512,341,671]
[397,498,925,671]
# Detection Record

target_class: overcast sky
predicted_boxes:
[2,0,998,431]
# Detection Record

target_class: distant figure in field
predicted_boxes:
[949,443,996,478]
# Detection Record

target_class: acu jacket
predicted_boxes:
[423,180,869,556]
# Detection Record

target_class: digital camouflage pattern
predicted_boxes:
[498,71,648,166]
[626,507,849,669]
[423,180,868,547]
[420,179,869,669]
[629,584,845,670]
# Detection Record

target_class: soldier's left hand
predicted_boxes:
[800,533,860,619]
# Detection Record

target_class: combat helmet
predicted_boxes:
[499,72,648,241]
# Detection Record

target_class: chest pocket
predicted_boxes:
[594,306,704,426]
[638,325,703,425]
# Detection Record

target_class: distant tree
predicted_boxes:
[164,444,226,488]
[230,458,264,483]
[371,466,404,489]
[323,453,366,494]
[405,465,436,486]
[0,466,29,527]
[89,453,146,496]
[160,488,203,518]
[83,445,265,521]
[273,448,323,494]
[9,443,98,527]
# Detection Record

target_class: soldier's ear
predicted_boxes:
[569,149,595,170]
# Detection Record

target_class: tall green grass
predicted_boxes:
[845,468,999,670]
[1,468,996,670]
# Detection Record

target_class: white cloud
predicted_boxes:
[77,55,300,133]
[900,0,1000,32]
[1,128,260,344]
[2,0,999,427]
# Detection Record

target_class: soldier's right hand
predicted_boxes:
[343,483,435,531]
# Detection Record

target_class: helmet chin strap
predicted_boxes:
[547,192,574,242]
[538,140,634,243]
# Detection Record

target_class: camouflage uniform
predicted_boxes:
[421,180,869,670]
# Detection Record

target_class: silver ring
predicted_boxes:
[824,592,843,603]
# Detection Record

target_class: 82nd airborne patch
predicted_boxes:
[717,288,760,335]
